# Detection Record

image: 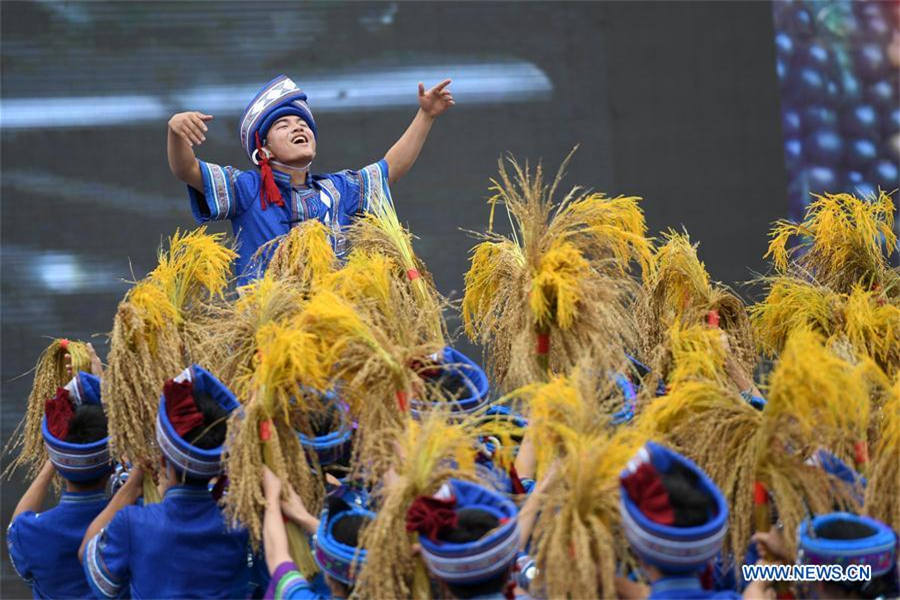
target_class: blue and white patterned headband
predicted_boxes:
[313,503,374,585]
[619,442,728,573]
[298,392,354,467]
[411,347,491,417]
[798,513,897,578]
[156,365,239,479]
[418,479,520,586]
[239,74,317,161]
[42,371,111,482]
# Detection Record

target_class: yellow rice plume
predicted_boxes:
[196,273,306,395]
[864,376,900,531]
[224,320,328,576]
[665,322,729,387]
[531,427,646,599]
[3,339,92,480]
[256,220,338,287]
[750,276,841,357]
[843,285,900,377]
[463,152,645,391]
[353,410,485,600]
[764,191,897,293]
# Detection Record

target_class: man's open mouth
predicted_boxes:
[291,134,308,145]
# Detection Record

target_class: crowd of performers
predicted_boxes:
[4,75,899,600]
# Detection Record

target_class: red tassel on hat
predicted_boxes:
[406,495,459,541]
[255,132,284,210]
[164,379,204,438]
[46,387,75,439]
[621,462,676,525]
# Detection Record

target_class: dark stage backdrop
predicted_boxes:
[0,2,785,595]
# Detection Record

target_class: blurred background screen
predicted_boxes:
[772,0,899,219]
[3,2,886,595]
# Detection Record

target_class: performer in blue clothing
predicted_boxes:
[7,370,113,600]
[79,364,250,599]
[261,467,374,600]
[167,74,454,283]
[409,478,525,599]
[618,441,770,600]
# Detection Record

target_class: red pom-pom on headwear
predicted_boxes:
[406,495,459,541]
[621,462,675,525]
[255,132,284,210]
[164,379,204,438]
[46,387,75,440]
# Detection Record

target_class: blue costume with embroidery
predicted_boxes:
[187,74,392,284]
[83,484,250,598]
[648,577,741,599]
[189,159,390,283]
[8,491,109,599]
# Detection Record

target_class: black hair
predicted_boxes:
[814,518,899,599]
[183,392,228,450]
[659,462,716,528]
[64,404,111,488]
[65,404,108,444]
[437,508,510,599]
[171,392,228,485]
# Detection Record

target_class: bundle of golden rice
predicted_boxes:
[864,375,900,532]
[224,320,331,578]
[252,220,339,288]
[765,191,897,296]
[463,151,650,391]
[353,409,496,599]
[752,277,900,377]
[103,228,235,498]
[635,328,868,561]
[3,339,92,480]
[509,363,645,597]
[294,288,441,483]
[195,273,306,394]
[324,249,443,350]
[529,427,646,599]
[639,230,756,383]
[347,190,446,346]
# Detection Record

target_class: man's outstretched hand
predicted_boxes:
[168,111,213,147]
[418,79,455,118]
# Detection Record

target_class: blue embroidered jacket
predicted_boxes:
[649,576,742,599]
[7,490,109,599]
[82,484,250,599]
[187,160,391,284]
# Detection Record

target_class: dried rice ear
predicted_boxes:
[864,375,900,532]
[765,190,896,294]
[252,220,338,288]
[463,150,648,392]
[3,338,92,480]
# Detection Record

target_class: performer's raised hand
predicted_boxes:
[168,111,213,147]
[418,79,455,118]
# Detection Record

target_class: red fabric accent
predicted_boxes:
[45,387,74,439]
[164,379,204,438]
[503,579,516,600]
[854,441,869,465]
[59,339,69,351]
[536,333,550,355]
[754,481,768,506]
[406,269,421,281]
[508,463,526,495]
[211,475,228,501]
[706,309,720,328]
[259,420,272,442]
[255,132,284,210]
[406,495,458,541]
[700,564,714,590]
[396,390,408,412]
[620,462,675,525]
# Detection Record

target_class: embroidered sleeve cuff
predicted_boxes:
[6,520,32,583]
[271,561,315,600]
[188,160,239,223]
[83,532,125,599]
[359,159,392,216]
